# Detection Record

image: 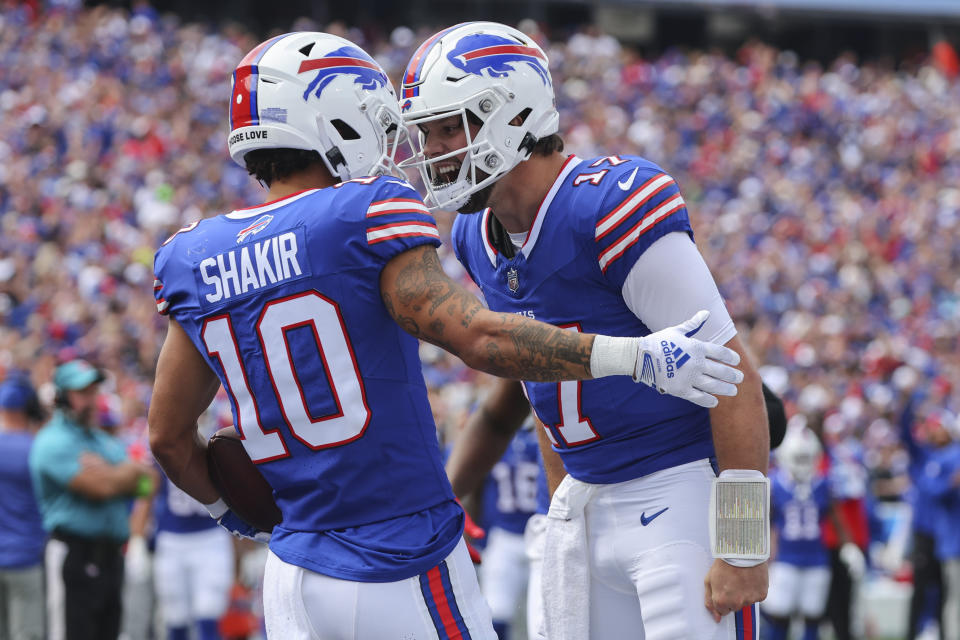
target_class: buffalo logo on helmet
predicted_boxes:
[400,99,413,112]
[297,46,387,101]
[447,33,550,86]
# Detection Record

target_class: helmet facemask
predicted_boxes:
[402,85,537,211]
[398,22,560,211]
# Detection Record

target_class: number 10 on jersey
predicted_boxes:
[201,291,371,463]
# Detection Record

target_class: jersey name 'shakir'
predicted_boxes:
[153,178,460,583]
[198,230,305,304]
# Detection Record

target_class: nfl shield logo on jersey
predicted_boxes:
[506,267,520,293]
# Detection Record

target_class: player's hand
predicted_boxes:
[635,310,743,408]
[839,542,866,580]
[217,509,271,544]
[703,560,768,622]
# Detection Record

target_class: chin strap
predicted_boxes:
[486,211,517,258]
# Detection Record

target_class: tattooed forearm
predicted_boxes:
[382,244,597,383]
[486,316,592,381]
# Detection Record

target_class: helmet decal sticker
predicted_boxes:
[298,46,387,101]
[446,33,550,86]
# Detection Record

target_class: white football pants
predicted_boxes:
[761,562,830,619]
[153,527,234,627]
[263,538,496,639]
[479,526,529,625]
[542,459,760,640]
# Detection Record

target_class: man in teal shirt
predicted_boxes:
[29,360,155,640]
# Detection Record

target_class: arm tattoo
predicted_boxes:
[387,246,592,381]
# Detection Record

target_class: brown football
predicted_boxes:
[206,426,282,532]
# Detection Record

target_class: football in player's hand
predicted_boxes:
[206,426,282,532]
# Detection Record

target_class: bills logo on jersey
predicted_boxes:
[506,266,520,292]
[237,214,274,244]
[298,46,387,101]
[447,33,550,86]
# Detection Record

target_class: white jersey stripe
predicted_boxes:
[594,174,674,240]
[366,223,440,245]
[367,199,431,217]
[598,194,685,272]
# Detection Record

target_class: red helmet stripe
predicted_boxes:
[461,44,546,61]
[230,34,288,130]
[401,23,467,98]
[298,56,379,74]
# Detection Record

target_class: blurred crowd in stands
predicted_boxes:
[1,2,959,637]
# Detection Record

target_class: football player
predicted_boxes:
[402,22,769,639]
[147,32,744,640]
[762,425,837,640]
[477,421,540,639]
[152,465,234,640]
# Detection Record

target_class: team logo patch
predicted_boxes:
[298,46,387,101]
[237,214,274,243]
[447,33,550,86]
[506,266,520,293]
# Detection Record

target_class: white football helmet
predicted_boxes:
[776,425,822,483]
[228,32,405,181]
[398,22,560,210]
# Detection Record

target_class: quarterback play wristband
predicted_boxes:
[709,469,770,567]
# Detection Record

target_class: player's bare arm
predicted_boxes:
[446,377,531,498]
[148,318,222,505]
[703,334,770,621]
[535,416,567,498]
[381,244,593,381]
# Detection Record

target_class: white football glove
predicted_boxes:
[591,310,743,408]
[839,542,866,580]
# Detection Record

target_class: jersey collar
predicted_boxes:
[481,155,582,268]
[226,189,320,219]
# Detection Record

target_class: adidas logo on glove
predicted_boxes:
[660,341,691,379]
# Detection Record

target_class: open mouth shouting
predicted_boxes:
[430,159,462,188]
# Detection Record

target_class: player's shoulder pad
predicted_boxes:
[154,218,207,275]
[584,155,677,221]
[333,175,423,204]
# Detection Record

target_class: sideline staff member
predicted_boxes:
[29,360,155,640]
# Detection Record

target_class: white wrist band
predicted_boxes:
[709,469,770,567]
[590,335,641,379]
[203,498,228,520]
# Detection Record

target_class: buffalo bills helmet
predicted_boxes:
[228,32,404,181]
[776,424,822,483]
[398,22,560,210]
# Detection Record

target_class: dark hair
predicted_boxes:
[531,133,564,157]
[244,148,325,186]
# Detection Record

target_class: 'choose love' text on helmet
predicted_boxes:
[228,32,405,181]
[399,22,560,211]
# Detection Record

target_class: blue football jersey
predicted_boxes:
[154,469,217,534]
[771,470,831,567]
[153,178,463,582]
[451,155,713,484]
[482,427,540,535]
